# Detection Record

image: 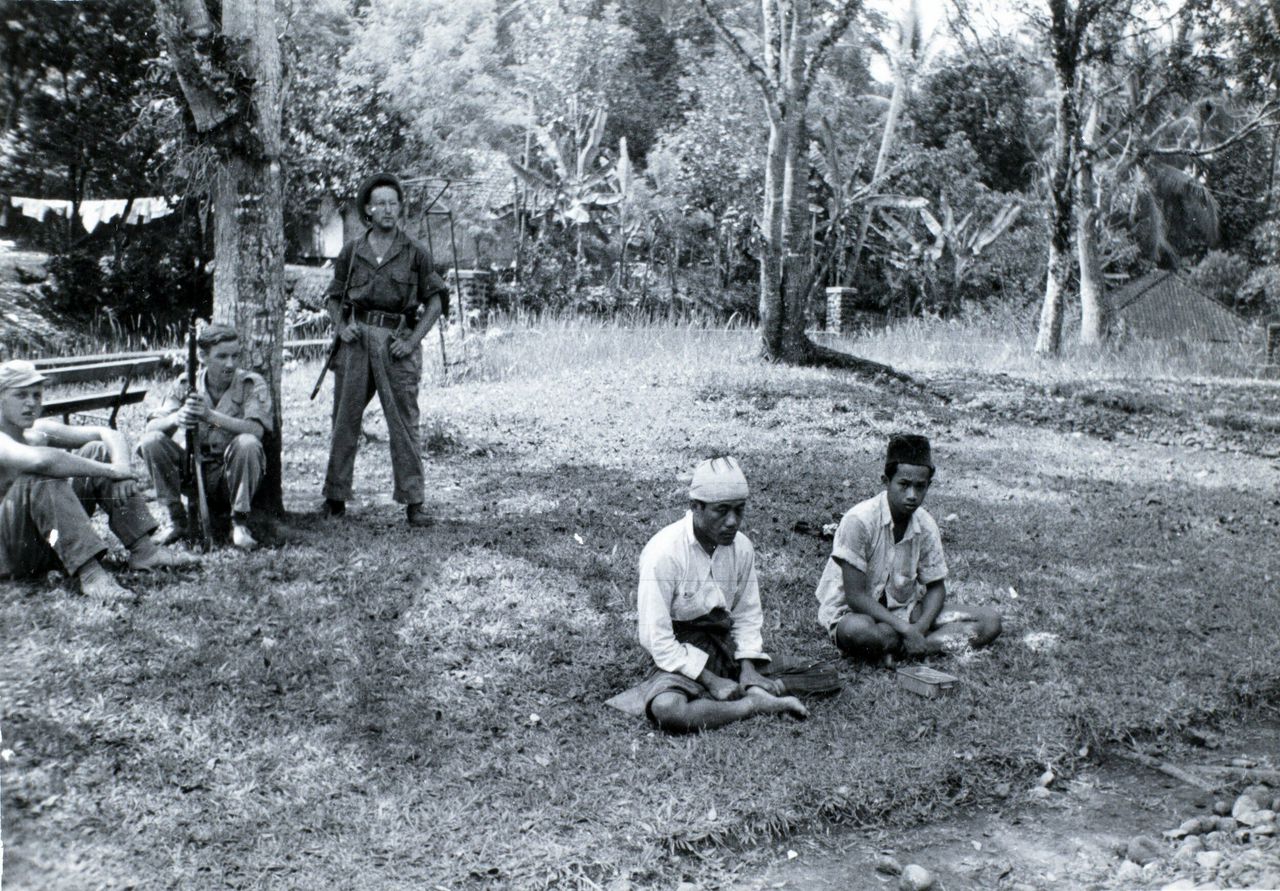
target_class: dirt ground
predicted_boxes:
[735,717,1280,891]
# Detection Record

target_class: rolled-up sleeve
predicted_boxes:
[147,377,185,424]
[916,516,948,585]
[239,373,274,434]
[831,513,870,572]
[729,542,769,664]
[636,549,709,679]
[416,246,450,313]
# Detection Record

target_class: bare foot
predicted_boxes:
[129,545,199,571]
[746,686,809,720]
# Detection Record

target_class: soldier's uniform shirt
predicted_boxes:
[139,367,272,515]
[326,226,449,316]
[151,368,274,458]
[814,491,948,632]
[322,227,448,507]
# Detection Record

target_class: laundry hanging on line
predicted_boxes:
[7,196,175,232]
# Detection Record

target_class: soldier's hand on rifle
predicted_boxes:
[177,393,207,429]
[338,321,359,344]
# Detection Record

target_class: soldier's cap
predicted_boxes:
[0,359,48,392]
[356,172,405,215]
[197,323,239,349]
[886,433,933,469]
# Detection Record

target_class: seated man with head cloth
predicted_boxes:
[607,456,809,732]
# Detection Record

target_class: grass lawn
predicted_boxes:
[3,321,1279,889]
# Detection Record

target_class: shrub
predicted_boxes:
[41,215,209,338]
[1238,265,1280,317]
[1188,250,1251,309]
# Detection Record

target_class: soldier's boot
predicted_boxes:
[406,503,434,528]
[231,513,258,551]
[319,498,346,518]
[154,502,188,545]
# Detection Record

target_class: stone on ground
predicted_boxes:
[1195,850,1223,870]
[874,855,903,876]
[1126,835,1165,865]
[1115,860,1144,883]
[897,864,934,891]
[1232,794,1261,820]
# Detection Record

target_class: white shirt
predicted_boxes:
[814,491,948,630]
[636,512,769,679]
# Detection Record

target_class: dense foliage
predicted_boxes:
[1,0,1278,334]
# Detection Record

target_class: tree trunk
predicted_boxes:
[1076,99,1108,347]
[1035,6,1081,357]
[1036,237,1070,355]
[777,0,812,361]
[156,0,286,512]
[759,113,786,355]
[848,61,909,283]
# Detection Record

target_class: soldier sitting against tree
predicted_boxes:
[138,323,271,551]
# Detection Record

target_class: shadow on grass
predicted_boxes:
[4,361,1280,889]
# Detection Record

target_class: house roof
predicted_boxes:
[1106,271,1248,342]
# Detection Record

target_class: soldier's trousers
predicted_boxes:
[137,431,265,516]
[0,442,158,578]
[322,323,424,505]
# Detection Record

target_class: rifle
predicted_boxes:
[186,314,213,551]
[309,335,341,401]
[309,248,358,401]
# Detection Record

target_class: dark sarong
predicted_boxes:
[606,608,841,719]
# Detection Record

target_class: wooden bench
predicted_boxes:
[29,338,322,426]
[34,356,164,428]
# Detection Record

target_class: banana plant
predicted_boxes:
[874,196,1022,314]
[812,117,929,285]
[509,107,624,264]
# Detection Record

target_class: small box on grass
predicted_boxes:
[896,665,958,698]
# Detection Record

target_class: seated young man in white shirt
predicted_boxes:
[607,456,808,732]
[815,434,1001,665]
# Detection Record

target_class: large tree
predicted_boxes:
[1032,0,1114,356]
[156,0,287,513]
[696,0,908,375]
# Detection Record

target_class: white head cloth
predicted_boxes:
[688,456,749,503]
[0,360,47,392]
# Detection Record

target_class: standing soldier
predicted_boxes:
[318,172,449,527]
[138,324,271,551]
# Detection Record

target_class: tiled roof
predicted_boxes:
[1106,271,1248,342]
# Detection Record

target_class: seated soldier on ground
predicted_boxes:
[815,434,1001,665]
[138,323,271,551]
[606,457,809,732]
[0,361,195,601]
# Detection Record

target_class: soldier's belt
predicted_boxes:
[351,308,408,329]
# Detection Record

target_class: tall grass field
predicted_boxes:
[2,316,1278,889]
